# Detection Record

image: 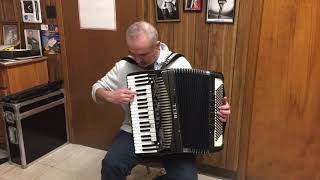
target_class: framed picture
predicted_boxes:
[184,0,202,11]
[206,0,235,23]
[155,0,180,22]
[1,21,21,46]
[24,29,42,55]
[21,0,42,23]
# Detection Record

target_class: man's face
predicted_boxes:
[127,35,160,68]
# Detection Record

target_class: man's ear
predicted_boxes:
[156,41,161,48]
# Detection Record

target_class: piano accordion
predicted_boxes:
[127,69,225,155]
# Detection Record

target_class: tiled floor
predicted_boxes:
[0,144,224,180]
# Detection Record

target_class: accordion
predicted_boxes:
[127,69,225,156]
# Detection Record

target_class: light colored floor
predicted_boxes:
[0,144,224,180]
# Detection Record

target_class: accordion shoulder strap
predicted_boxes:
[122,57,138,65]
[160,52,184,69]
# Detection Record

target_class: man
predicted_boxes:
[92,21,231,180]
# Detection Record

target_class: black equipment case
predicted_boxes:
[1,81,68,168]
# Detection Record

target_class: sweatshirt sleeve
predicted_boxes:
[91,63,120,104]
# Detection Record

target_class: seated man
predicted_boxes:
[91,21,231,180]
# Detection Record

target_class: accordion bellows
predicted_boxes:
[127,69,225,156]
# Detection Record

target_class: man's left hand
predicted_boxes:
[217,97,231,122]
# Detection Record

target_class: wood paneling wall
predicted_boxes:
[246,0,320,179]
[0,0,64,82]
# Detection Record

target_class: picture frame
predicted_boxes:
[155,0,180,22]
[1,21,21,47]
[206,0,235,23]
[24,29,42,56]
[184,0,202,12]
[21,0,42,23]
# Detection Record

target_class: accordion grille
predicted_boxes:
[155,77,173,148]
[174,69,211,153]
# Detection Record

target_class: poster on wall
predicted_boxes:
[20,0,42,23]
[78,0,116,30]
[40,24,60,54]
[206,0,235,23]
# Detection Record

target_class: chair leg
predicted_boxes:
[145,165,151,174]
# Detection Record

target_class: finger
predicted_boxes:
[218,116,227,122]
[120,98,131,104]
[121,88,136,95]
[217,111,227,118]
[219,105,230,110]
[223,97,228,102]
[119,94,131,100]
[219,110,230,116]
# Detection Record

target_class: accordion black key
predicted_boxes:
[127,69,225,156]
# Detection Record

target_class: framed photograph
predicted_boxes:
[206,0,235,23]
[1,21,21,46]
[24,29,42,55]
[155,0,180,22]
[184,0,202,11]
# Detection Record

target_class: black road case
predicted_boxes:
[1,82,68,168]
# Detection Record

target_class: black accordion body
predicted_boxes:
[127,69,225,156]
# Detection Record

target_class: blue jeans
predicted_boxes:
[101,130,198,180]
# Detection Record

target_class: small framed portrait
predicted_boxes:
[24,29,42,55]
[155,0,180,22]
[184,0,202,11]
[1,22,21,46]
[206,0,235,23]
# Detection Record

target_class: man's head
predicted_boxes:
[126,21,160,68]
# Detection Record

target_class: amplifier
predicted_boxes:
[1,82,68,168]
[0,49,41,59]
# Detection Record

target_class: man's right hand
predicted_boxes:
[96,88,136,105]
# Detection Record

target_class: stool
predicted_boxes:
[140,158,164,174]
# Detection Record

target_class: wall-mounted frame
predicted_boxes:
[0,21,21,47]
[184,0,202,12]
[155,0,180,22]
[21,0,42,23]
[206,0,235,23]
[24,29,42,56]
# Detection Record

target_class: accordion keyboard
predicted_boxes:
[127,73,158,154]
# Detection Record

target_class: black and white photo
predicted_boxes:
[156,0,180,22]
[206,0,235,23]
[2,22,20,46]
[24,29,42,55]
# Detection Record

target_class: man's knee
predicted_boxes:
[101,155,130,176]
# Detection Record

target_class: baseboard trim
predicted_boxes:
[198,164,237,180]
